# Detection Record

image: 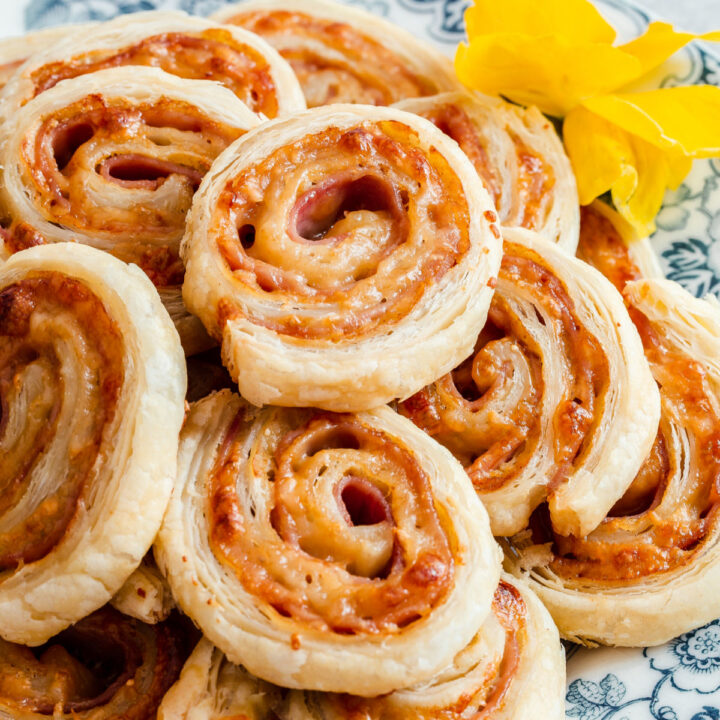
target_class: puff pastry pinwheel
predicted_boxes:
[158,576,565,720]
[213,0,460,107]
[0,12,305,120]
[0,607,185,720]
[401,227,660,538]
[0,65,258,354]
[0,243,185,645]
[181,104,502,411]
[507,205,720,647]
[156,389,501,696]
[394,92,579,251]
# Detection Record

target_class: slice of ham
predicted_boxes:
[99,154,203,190]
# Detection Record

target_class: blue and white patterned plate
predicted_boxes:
[4,0,720,717]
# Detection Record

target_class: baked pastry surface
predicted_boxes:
[0,65,259,354]
[158,575,565,720]
[401,226,660,538]
[181,104,502,410]
[156,389,501,695]
[507,205,720,646]
[0,606,186,720]
[0,243,185,645]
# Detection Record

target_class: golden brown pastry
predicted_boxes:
[0,607,185,720]
[0,243,185,645]
[213,0,460,107]
[394,91,579,251]
[507,204,720,646]
[181,104,502,411]
[156,390,501,696]
[0,11,305,120]
[401,226,660,538]
[158,576,565,720]
[0,65,259,354]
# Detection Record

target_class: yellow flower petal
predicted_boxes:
[620,22,720,75]
[563,107,632,204]
[456,0,720,232]
[616,139,688,236]
[457,0,720,118]
[564,106,691,236]
[464,0,615,44]
[584,87,720,157]
[455,35,641,116]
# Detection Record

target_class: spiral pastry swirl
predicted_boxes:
[156,389,500,696]
[158,576,565,720]
[401,227,660,538]
[214,0,459,108]
[181,104,501,411]
[0,607,185,720]
[0,12,305,120]
[394,91,579,251]
[508,205,720,646]
[0,66,258,353]
[0,243,185,645]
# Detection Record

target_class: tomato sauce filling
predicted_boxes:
[539,205,720,581]
[228,10,435,107]
[0,607,185,718]
[207,410,454,635]
[401,241,606,499]
[215,120,472,341]
[0,273,124,570]
[29,30,280,117]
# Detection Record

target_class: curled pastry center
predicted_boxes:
[208,412,454,633]
[0,608,184,715]
[291,175,401,243]
[16,96,240,285]
[336,475,392,527]
[215,121,471,340]
[401,244,604,500]
[238,223,255,249]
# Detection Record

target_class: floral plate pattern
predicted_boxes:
[6,0,720,716]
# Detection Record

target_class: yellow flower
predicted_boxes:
[454,0,720,235]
